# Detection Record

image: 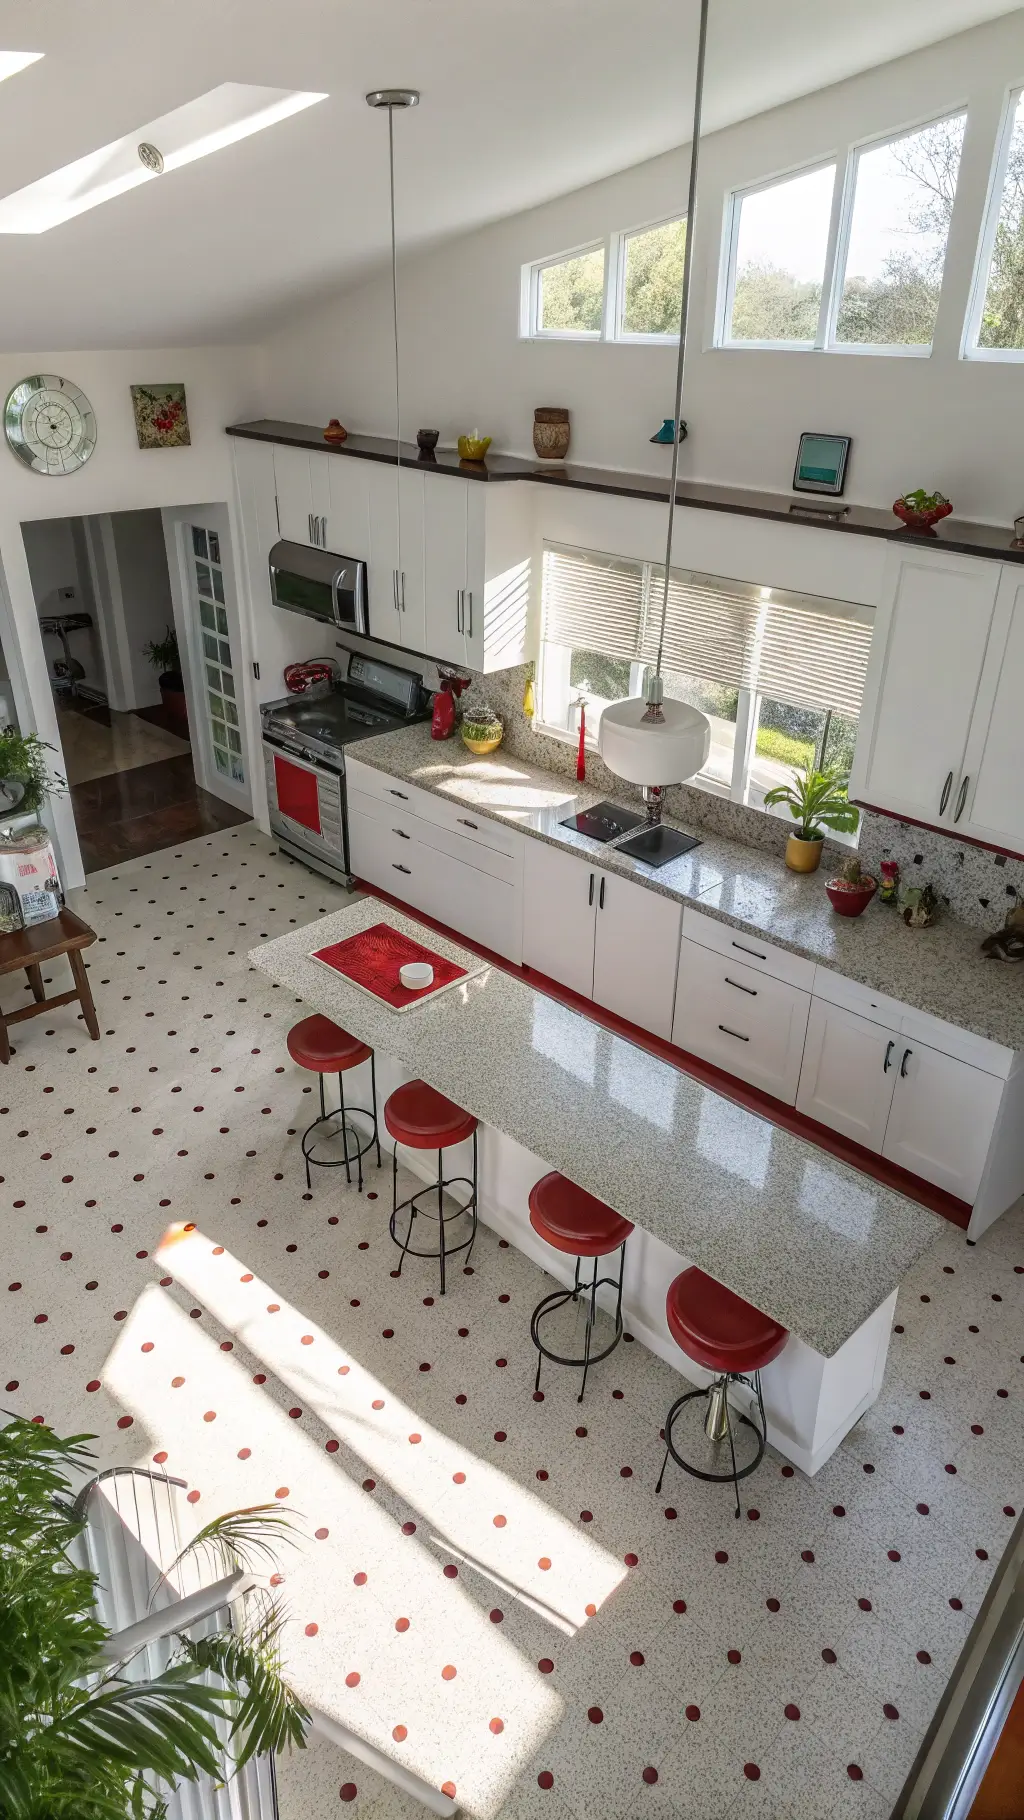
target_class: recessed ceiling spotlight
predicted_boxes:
[0,82,327,233]
[0,51,43,84]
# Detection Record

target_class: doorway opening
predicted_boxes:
[21,508,251,873]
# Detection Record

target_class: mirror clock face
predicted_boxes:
[4,374,97,474]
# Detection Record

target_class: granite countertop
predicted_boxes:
[348,723,1024,1052]
[249,899,939,1357]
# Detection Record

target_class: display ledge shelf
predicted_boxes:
[355,872,973,1233]
[227,417,1024,565]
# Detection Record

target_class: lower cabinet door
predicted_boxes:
[672,938,811,1104]
[591,870,681,1039]
[522,840,597,1000]
[346,807,437,914]
[433,854,521,964]
[881,1040,1004,1202]
[796,999,899,1150]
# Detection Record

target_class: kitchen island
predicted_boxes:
[251,898,940,1475]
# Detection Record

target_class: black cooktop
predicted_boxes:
[265,691,410,750]
[559,799,645,842]
[616,824,702,867]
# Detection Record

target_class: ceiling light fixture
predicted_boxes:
[0,51,43,84]
[598,0,712,821]
[0,82,327,233]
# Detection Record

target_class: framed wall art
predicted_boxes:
[130,383,191,450]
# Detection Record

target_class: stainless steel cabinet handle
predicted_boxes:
[388,788,409,800]
[457,817,478,829]
[731,939,766,961]
[954,775,969,823]
[883,1038,896,1072]
[588,873,595,907]
[900,1046,912,1078]
[718,1025,750,1042]
[599,877,606,910]
[725,975,757,996]
[392,863,411,875]
[400,572,406,613]
[392,570,399,613]
[456,589,464,632]
[392,827,410,839]
[466,590,473,638]
[308,513,314,544]
[939,770,953,815]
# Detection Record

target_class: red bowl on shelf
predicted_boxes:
[826,877,877,917]
[893,498,953,534]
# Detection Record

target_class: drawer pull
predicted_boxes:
[731,939,767,961]
[392,863,411,876]
[392,827,410,840]
[900,1046,913,1078]
[588,873,595,907]
[954,775,969,823]
[599,877,606,910]
[724,975,757,997]
[718,1024,750,1042]
[388,788,409,800]
[883,1038,896,1073]
[939,770,953,815]
[457,817,479,830]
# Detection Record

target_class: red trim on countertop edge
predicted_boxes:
[855,799,1024,865]
[354,877,972,1232]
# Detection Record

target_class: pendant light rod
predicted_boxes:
[366,89,420,563]
[648,0,710,709]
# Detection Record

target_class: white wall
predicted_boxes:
[0,345,261,885]
[21,517,107,697]
[109,509,176,710]
[260,10,1024,526]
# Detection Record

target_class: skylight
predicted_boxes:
[0,51,43,83]
[0,82,327,233]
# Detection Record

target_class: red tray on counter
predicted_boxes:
[310,921,484,1012]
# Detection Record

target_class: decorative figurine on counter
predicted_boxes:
[417,428,439,457]
[879,859,900,904]
[457,431,491,462]
[323,418,349,444]
[900,882,940,928]
[650,418,688,444]
[533,407,571,461]
[980,902,1024,961]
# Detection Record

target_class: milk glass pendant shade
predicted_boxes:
[598,694,710,786]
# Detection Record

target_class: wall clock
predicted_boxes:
[4,374,97,475]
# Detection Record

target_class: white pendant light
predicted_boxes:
[598,0,712,820]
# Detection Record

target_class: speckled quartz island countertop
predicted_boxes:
[251,899,940,1358]
[350,724,1024,1052]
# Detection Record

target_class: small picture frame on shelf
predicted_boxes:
[793,432,851,497]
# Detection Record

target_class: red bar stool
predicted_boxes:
[287,1014,381,1193]
[656,1266,788,1519]
[384,1080,478,1295]
[528,1171,633,1403]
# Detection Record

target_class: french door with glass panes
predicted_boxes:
[189,524,246,796]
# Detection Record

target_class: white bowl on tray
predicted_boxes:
[399,961,434,991]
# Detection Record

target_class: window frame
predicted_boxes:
[715,106,969,358]
[612,212,687,344]
[521,216,687,345]
[962,84,1024,363]
[520,236,608,341]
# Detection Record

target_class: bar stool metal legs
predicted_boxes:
[301,1050,381,1193]
[390,1125,478,1296]
[531,1239,628,1404]
[655,1370,769,1519]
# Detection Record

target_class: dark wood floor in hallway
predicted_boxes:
[71,754,250,872]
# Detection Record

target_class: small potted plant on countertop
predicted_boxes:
[0,725,65,825]
[460,692,504,755]
[142,625,187,733]
[826,855,878,917]
[893,488,953,534]
[762,761,860,873]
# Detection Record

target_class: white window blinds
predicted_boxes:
[542,544,873,719]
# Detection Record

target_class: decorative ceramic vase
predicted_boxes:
[533,407,570,462]
[785,832,823,874]
[893,495,952,534]
[457,434,491,462]
[826,875,877,917]
[417,428,439,455]
[323,418,348,444]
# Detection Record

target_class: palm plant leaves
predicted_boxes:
[762,761,859,837]
[57,1665,230,1782]
[163,1503,302,1589]
[180,1598,311,1766]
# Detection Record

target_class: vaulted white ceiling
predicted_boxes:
[0,0,1018,348]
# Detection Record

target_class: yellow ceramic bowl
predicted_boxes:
[458,435,491,461]
[462,732,503,755]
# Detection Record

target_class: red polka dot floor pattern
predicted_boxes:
[1,827,1022,1819]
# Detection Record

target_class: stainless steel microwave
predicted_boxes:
[268,539,368,635]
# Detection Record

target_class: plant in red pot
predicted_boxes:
[893,488,953,534]
[826,856,878,917]
[142,626,187,735]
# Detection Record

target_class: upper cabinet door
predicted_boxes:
[957,567,1024,853]
[366,463,402,644]
[396,469,426,654]
[850,550,1001,828]
[326,457,371,563]
[273,446,314,545]
[423,473,469,663]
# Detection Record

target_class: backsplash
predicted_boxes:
[474,664,1021,935]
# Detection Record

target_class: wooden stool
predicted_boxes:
[0,909,100,1064]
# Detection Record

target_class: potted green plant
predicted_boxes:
[0,725,65,821]
[762,761,859,873]
[0,1416,310,1816]
[142,626,188,733]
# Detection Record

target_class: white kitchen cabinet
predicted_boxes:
[326,455,371,562]
[881,1037,1004,1203]
[522,839,597,1000]
[366,465,426,653]
[796,998,900,1149]
[850,548,1002,829]
[672,936,811,1103]
[591,870,682,1040]
[424,473,473,663]
[957,566,1024,850]
[273,446,334,548]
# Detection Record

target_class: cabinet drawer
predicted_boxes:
[811,967,907,1031]
[673,937,811,1103]
[346,786,520,887]
[346,806,437,915]
[682,906,815,993]
[345,757,421,812]
[410,786,522,861]
[897,1005,1012,1079]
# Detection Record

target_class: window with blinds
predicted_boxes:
[541,543,873,720]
